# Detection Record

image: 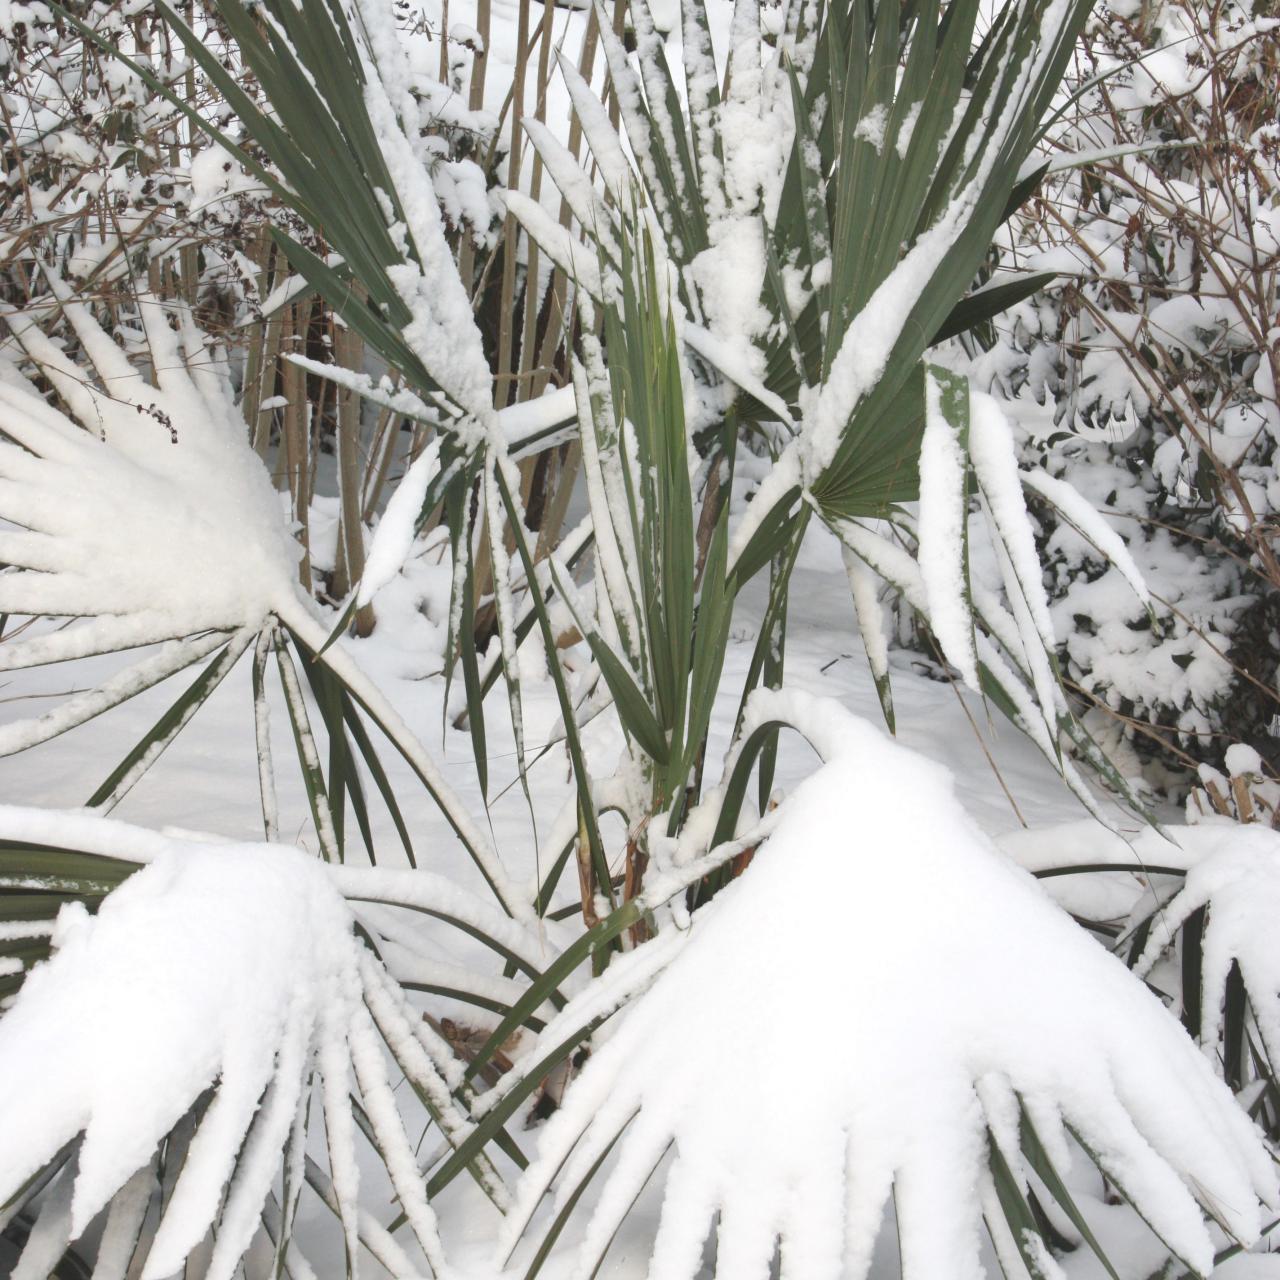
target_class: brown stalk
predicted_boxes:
[332,310,375,636]
[281,299,314,588]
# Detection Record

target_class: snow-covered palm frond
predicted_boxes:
[499,693,1277,1280]
[0,280,316,805]
[1134,822,1280,1133]
[0,281,302,670]
[0,280,519,901]
[0,806,555,1278]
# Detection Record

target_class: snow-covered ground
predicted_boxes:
[0,522,1095,883]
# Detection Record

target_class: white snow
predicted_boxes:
[357,437,441,607]
[854,103,889,152]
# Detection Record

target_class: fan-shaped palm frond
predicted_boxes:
[0,280,521,904]
[0,806,558,1278]
[498,693,1277,1280]
[0,278,301,670]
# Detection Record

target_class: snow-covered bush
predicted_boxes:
[3,0,1280,1276]
[972,0,1280,789]
[0,2,274,324]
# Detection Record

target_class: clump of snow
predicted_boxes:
[896,101,922,158]
[688,218,772,383]
[357,437,441,607]
[1225,744,1264,778]
[187,144,267,222]
[853,103,889,152]
[501,692,1276,1279]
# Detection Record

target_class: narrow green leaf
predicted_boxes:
[581,633,670,766]
[986,1133,1057,1280]
[273,631,340,862]
[1180,905,1205,1038]
[932,271,1059,346]
[87,630,254,810]
[340,699,415,867]
[1019,1102,1122,1280]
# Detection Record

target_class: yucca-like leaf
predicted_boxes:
[521,0,1085,514]
[151,0,585,838]
[273,627,342,863]
[841,544,896,731]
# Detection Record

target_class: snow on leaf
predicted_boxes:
[1135,821,1280,1066]
[841,544,895,731]
[1022,467,1150,607]
[503,692,1276,1279]
[919,366,980,690]
[0,287,302,660]
[357,436,441,607]
[554,50,638,208]
[969,391,1066,728]
[356,0,495,430]
[0,812,501,1278]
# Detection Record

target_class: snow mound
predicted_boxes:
[502,694,1276,1280]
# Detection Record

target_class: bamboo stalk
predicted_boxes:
[282,299,314,589]
[518,0,558,401]
[244,236,285,458]
[362,397,402,520]
[457,0,492,300]
[333,313,376,636]
[494,0,532,413]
